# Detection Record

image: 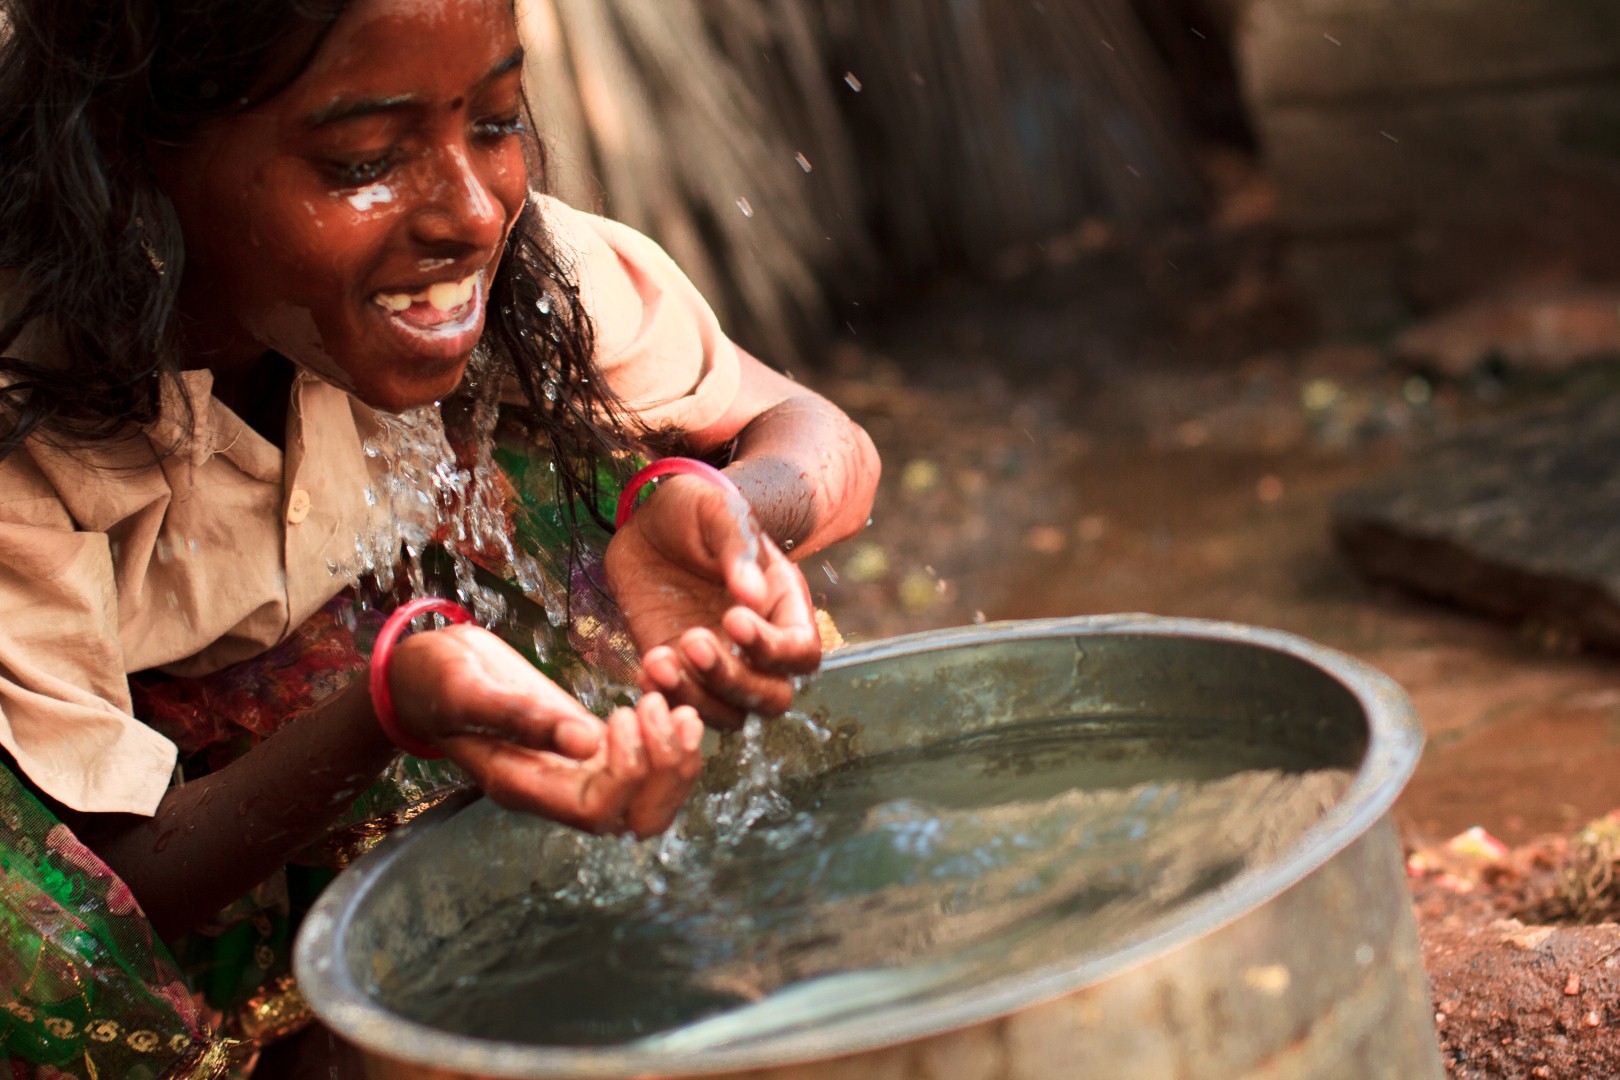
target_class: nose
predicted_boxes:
[410,143,507,255]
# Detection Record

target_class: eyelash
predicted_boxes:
[475,113,527,139]
[328,114,526,189]
[332,154,400,188]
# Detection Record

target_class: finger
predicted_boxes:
[623,698,703,838]
[571,709,648,835]
[642,697,705,780]
[672,707,705,780]
[696,489,769,609]
[394,628,606,760]
[724,551,815,645]
[722,606,821,676]
[678,627,796,717]
[639,645,686,696]
[636,693,682,773]
[760,553,816,626]
[651,657,750,730]
[634,637,751,728]
[466,684,606,760]
[605,707,649,784]
[442,737,619,832]
[549,714,608,761]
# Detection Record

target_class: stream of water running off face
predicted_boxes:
[333,391,550,624]
[327,390,645,711]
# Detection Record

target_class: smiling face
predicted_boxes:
[156,0,529,413]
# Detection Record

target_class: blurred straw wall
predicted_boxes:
[517,0,1203,363]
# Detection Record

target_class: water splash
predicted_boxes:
[336,377,566,629]
[539,712,827,911]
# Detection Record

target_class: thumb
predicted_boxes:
[492,684,606,761]
[701,486,768,608]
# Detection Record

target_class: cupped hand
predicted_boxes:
[604,474,821,728]
[387,624,704,837]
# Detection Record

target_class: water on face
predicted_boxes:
[377,715,1350,1050]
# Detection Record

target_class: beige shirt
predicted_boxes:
[0,197,741,816]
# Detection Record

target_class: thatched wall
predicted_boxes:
[518,0,1202,362]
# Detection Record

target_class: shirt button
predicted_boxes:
[287,488,312,525]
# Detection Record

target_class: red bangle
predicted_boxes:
[614,457,742,529]
[368,598,475,759]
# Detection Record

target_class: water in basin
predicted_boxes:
[375,713,1349,1050]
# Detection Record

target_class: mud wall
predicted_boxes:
[1236,1,1620,335]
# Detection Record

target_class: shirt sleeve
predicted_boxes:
[0,503,177,816]
[536,195,742,433]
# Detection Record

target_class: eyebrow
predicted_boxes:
[305,49,526,129]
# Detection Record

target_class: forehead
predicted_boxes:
[293,0,517,102]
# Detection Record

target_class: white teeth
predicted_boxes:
[372,274,477,315]
[427,279,468,311]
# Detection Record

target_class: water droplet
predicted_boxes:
[794,152,813,173]
[843,72,863,92]
[736,197,754,218]
[536,294,553,316]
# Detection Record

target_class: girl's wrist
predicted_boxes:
[615,457,742,528]
[369,598,475,758]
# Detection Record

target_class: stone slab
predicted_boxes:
[1395,289,1620,377]
[1239,0,1620,108]
[1333,392,1620,650]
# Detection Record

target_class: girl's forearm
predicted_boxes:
[722,393,880,559]
[64,677,398,942]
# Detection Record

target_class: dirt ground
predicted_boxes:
[807,160,1620,1076]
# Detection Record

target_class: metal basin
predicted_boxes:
[295,616,1443,1079]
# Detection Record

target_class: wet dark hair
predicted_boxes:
[0,0,639,526]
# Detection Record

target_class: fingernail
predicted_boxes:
[561,718,600,747]
[679,717,703,751]
[687,637,718,671]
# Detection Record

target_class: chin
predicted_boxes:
[358,366,471,414]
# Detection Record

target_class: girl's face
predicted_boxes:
[157,0,529,413]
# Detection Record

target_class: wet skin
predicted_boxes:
[155,0,527,413]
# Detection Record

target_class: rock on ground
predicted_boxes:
[1333,391,1620,651]
[1411,827,1620,1078]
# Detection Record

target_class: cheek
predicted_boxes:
[229,183,402,377]
[489,145,530,235]
[236,182,396,316]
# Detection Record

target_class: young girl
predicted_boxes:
[0,0,879,1075]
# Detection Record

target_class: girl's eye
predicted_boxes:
[330,153,398,189]
[474,113,527,140]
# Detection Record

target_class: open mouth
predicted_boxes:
[371,273,484,338]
